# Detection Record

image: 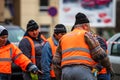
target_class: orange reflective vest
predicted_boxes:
[47,37,57,78]
[60,29,96,67]
[0,43,31,74]
[24,35,46,64]
[24,36,36,64]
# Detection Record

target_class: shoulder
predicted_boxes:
[9,43,21,52]
[21,36,33,42]
[96,36,107,51]
[19,37,31,46]
[43,41,50,47]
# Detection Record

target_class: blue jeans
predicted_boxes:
[97,73,110,80]
[62,65,97,80]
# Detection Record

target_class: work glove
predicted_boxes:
[31,67,43,74]
[28,65,43,74]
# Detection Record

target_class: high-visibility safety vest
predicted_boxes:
[47,37,57,78]
[0,43,31,74]
[24,35,46,64]
[24,36,36,64]
[60,29,96,68]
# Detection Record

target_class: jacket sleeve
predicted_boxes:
[84,32,112,72]
[52,42,62,80]
[94,36,108,71]
[41,42,52,80]
[12,44,31,71]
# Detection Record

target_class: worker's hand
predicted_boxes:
[31,66,43,75]
[92,68,98,77]
[27,63,43,75]
[37,70,43,74]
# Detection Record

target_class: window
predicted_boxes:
[40,0,49,11]
[111,38,120,56]
[5,0,14,20]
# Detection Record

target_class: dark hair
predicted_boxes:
[71,25,75,31]
[0,25,8,36]
[54,24,67,34]
[0,29,8,36]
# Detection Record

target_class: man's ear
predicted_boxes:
[82,24,88,30]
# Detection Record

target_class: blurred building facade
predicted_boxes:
[0,0,120,38]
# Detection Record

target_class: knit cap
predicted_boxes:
[27,19,39,31]
[74,12,89,25]
[54,24,67,34]
[0,25,8,36]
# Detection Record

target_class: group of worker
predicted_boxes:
[0,12,114,80]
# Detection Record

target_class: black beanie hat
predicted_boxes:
[71,25,75,31]
[0,25,8,36]
[74,12,89,25]
[54,24,67,34]
[27,19,39,31]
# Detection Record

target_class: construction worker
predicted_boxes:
[19,19,46,80]
[71,25,112,80]
[41,24,67,80]
[0,25,42,80]
[52,12,113,80]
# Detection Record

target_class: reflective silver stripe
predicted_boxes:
[10,48,13,62]
[0,58,12,61]
[12,52,22,61]
[91,46,101,52]
[62,47,90,54]
[0,48,12,62]
[10,48,12,60]
[62,56,93,62]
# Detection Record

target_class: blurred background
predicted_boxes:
[0,0,120,40]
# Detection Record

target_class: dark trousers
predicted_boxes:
[0,74,11,80]
[51,77,56,80]
[97,73,110,80]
